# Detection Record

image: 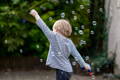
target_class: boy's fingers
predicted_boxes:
[29,9,37,16]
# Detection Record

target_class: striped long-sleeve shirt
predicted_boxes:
[36,17,86,72]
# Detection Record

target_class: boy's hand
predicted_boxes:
[29,9,38,17]
[29,9,40,20]
[81,63,94,77]
[84,63,91,71]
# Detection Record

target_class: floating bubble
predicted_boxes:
[75,57,78,61]
[58,52,62,56]
[86,3,90,6]
[92,21,97,26]
[96,68,100,72]
[4,40,8,44]
[83,40,86,45]
[72,11,75,14]
[80,40,84,45]
[49,17,53,21]
[99,8,103,12]
[81,25,85,29]
[80,40,86,45]
[66,0,69,4]
[91,62,94,66]
[52,54,55,57]
[70,0,74,4]
[36,44,39,48]
[60,12,65,18]
[80,5,84,9]
[40,6,46,10]
[72,61,76,66]
[91,75,96,80]
[1,25,4,28]
[78,30,84,35]
[73,16,77,20]
[40,59,43,62]
[90,30,94,35]
[51,51,55,57]
[80,40,83,45]
[85,56,89,61]
[74,32,77,35]
[75,27,78,30]
[87,9,90,13]
[19,49,23,53]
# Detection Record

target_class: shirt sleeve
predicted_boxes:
[68,40,86,67]
[36,17,54,42]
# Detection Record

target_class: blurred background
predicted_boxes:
[0,0,119,80]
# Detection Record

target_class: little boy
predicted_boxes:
[30,9,91,80]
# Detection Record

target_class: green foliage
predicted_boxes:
[0,0,107,68]
[0,0,109,72]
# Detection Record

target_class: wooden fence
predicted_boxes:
[0,56,81,74]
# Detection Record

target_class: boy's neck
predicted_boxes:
[53,31,68,38]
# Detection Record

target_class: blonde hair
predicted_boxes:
[53,19,72,37]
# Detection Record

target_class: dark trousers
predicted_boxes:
[56,69,72,80]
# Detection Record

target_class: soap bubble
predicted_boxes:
[49,17,53,21]
[78,30,84,35]
[83,40,86,45]
[87,9,90,13]
[72,61,77,66]
[73,16,77,20]
[96,68,100,72]
[91,62,94,66]
[36,44,39,48]
[75,27,78,30]
[80,40,84,45]
[75,57,78,61]
[40,6,46,10]
[99,8,103,12]
[74,32,77,35]
[4,40,8,44]
[72,11,75,14]
[92,21,97,26]
[40,59,43,62]
[51,51,55,57]
[70,0,74,4]
[91,75,96,80]
[80,5,84,9]
[66,0,69,4]
[80,40,86,45]
[19,49,23,53]
[85,56,89,61]
[1,25,4,28]
[60,12,65,18]
[81,25,85,29]
[90,30,94,35]
[58,52,62,56]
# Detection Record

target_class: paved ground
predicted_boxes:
[0,70,104,80]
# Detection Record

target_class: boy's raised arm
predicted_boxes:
[29,9,54,41]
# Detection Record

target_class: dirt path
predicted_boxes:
[0,70,103,80]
